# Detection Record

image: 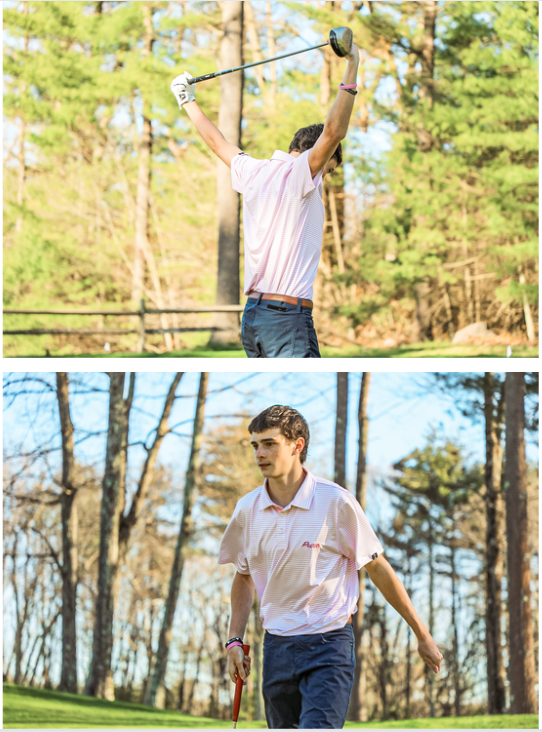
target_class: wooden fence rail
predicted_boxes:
[3,299,245,353]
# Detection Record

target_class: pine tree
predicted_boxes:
[350,1,538,341]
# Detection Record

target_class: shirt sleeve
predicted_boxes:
[218,503,250,574]
[337,496,384,570]
[230,152,262,194]
[286,149,324,199]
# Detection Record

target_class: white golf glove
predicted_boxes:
[170,72,196,109]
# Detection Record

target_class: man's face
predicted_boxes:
[250,428,304,479]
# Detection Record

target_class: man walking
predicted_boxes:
[171,44,361,357]
[218,405,442,729]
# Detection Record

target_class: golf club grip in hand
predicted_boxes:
[232,644,250,728]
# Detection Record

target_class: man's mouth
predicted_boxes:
[258,463,271,470]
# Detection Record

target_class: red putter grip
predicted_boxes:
[232,644,250,727]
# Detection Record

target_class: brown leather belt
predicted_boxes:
[247,291,313,310]
[346,615,353,625]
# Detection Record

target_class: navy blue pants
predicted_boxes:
[241,295,321,358]
[262,625,355,729]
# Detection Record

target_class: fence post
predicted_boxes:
[137,298,146,353]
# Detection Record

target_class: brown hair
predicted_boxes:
[288,123,343,166]
[248,405,310,464]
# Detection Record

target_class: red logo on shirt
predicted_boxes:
[302,542,321,548]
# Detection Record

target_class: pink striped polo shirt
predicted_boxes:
[231,150,325,300]
[218,470,383,636]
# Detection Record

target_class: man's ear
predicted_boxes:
[294,437,305,456]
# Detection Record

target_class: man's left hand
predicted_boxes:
[417,636,443,674]
[171,72,196,109]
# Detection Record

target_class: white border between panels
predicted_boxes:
[2,357,539,373]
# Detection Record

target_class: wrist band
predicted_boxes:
[340,84,358,96]
[226,641,244,651]
[225,636,243,649]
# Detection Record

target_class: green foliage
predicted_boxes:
[385,435,484,539]
[350,1,538,335]
[3,1,538,354]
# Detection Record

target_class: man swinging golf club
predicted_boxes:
[171,29,359,357]
[218,406,443,729]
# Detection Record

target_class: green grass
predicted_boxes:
[3,340,538,359]
[3,684,538,729]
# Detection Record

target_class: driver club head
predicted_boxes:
[329,27,353,57]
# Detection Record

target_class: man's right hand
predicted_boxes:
[227,645,251,685]
[170,72,196,109]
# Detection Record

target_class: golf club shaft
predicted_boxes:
[189,42,328,84]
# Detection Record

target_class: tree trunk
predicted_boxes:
[420,0,437,108]
[85,373,134,699]
[348,373,370,721]
[244,1,264,92]
[16,3,28,233]
[483,372,506,714]
[426,526,435,717]
[211,2,244,343]
[56,373,79,693]
[131,4,154,309]
[405,559,412,719]
[252,598,265,720]
[11,533,23,685]
[334,373,348,486]
[519,270,535,341]
[145,373,209,705]
[187,639,204,712]
[118,373,184,555]
[504,373,536,713]
[413,1,437,337]
[450,535,461,716]
[378,604,389,720]
[265,1,276,99]
[413,281,432,342]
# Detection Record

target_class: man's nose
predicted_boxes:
[256,446,265,459]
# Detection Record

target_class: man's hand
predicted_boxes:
[346,43,360,65]
[417,635,443,674]
[366,554,443,674]
[170,72,196,109]
[227,645,251,685]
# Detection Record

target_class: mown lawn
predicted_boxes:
[4,341,538,359]
[3,684,538,729]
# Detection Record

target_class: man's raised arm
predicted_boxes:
[170,73,241,168]
[307,44,360,177]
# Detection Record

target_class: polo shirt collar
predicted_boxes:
[258,469,316,511]
[270,150,296,163]
[291,469,316,509]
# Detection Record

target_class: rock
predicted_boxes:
[452,322,494,345]
[382,338,398,348]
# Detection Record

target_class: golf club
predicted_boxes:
[231,644,250,729]
[188,27,353,85]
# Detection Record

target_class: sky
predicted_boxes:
[4,371,538,522]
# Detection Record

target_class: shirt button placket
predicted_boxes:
[277,509,287,548]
